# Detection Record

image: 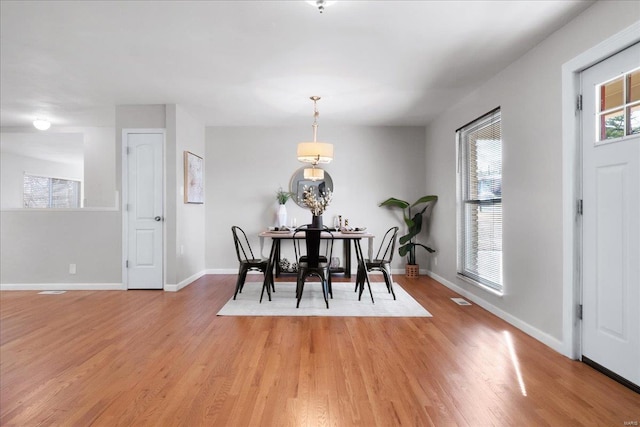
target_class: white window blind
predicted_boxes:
[457,108,503,292]
[23,174,81,208]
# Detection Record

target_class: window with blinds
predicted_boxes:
[23,174,81,208]
[457,108,503,292]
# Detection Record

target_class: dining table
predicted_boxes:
[258,229,375,302]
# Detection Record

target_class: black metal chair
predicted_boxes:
[356,226,398,300]
[231,226,273,300]
[293,225,334,308]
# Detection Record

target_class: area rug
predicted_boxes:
[217,281,432,317]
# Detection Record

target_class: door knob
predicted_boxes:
[154,216,162,222]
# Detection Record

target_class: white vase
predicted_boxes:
[277,204,287,227]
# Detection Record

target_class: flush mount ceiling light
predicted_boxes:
[305,0,336,14]
[297,96,333,164]
[33,119,51,130]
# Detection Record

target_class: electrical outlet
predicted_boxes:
[434,256,438,266]
[69,264,76,274]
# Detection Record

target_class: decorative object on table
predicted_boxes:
[302,185,333,228]
[379,195,438,278]
[276,187,294,228]
[340,227,367,234]
[332,215,341,231]
[184,151,204,204]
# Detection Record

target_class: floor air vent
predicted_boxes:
[38,291,66,295]
[451,297,471,306]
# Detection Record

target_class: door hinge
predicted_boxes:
[577,304,583,320]
[577,199,583,215]
[577,94,583,111]
[126,260,129,268]
[126,147,130,155]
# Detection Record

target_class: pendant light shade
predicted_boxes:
[297,142,333,164]
[303,166,325,181]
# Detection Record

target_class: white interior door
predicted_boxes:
[581,43,639,388]
[125,131,164,290]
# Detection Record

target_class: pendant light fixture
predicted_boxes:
[297,96,333,165]
[303,165,324,181]
[306,0,336,13]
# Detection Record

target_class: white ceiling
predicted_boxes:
[0,0,594,130]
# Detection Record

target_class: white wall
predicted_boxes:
[0,151,83,209]
[0,104,208,289]
[83,127,117,208]
[1,127,117,209]
[424,1,640,351]
[205,125,427,272]
[167,105,206,287]
[0,210,121,285]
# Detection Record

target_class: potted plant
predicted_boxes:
[276,187,294,228]
[379,195,438,278]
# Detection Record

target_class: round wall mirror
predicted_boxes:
[289,166,334,208]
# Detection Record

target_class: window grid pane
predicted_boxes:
[600,76,623,112]
[597,67,640,142]
[23,174,81,208]
[458,109,503,292]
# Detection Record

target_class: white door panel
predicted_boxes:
[581,42,639,387]
[125,132,164,289]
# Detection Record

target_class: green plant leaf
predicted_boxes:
[399,234,412,245]
[410,195,438,207]
[380,194,438,262]
[379,198,410,209]
[414,243,436,253]
[412,213,423,233]
[398,244,411,257]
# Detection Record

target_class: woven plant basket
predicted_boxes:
[405,264,419,278]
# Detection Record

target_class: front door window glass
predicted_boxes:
[597,67,640,142]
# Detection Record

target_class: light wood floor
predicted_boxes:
[1,274,638,426]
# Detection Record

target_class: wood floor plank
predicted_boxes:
[1,274,639,426]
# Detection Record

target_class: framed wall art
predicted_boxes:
[184,151,204,204]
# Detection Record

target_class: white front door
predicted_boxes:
[124,131,164,290]
[581,43,639,387]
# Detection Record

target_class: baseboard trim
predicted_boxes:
[0,283,126,291]
[426,270,565,355]
[164,270,207,292]
[0,271,209,293]
[207,269,242,274]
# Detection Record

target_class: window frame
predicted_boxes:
[595,66,640,144]
[456,107,503,294]
[23,173,82,208]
